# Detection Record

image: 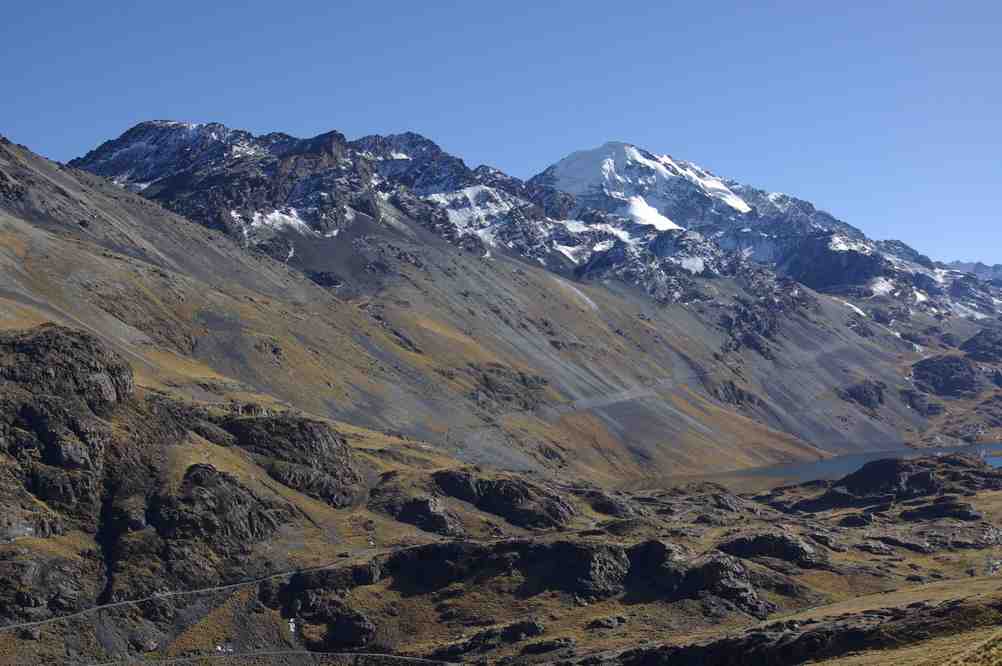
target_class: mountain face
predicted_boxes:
[6,121,1002,664]
[73,122,1000,324]
[62,119,1002,455]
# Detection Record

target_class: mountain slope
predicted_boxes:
[3,133,823,479]
[64,120,999,459]
[5,124,1002,665]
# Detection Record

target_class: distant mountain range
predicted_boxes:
[72,120,992,318]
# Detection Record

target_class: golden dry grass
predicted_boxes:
[161,588,256,656]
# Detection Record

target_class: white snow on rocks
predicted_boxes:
[869,276,896,296]
[834,298,867,318]
[828,235,874,254]
[626,196,680,230]
[250,208,313,234]
[675,256,706,275]
[424,185,520,233]
[542,141,751,226]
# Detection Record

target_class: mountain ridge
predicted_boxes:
[69,120,991,321]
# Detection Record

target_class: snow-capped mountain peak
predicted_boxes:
[530,141,751,231]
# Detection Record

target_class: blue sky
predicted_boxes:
[3,1,1000,262]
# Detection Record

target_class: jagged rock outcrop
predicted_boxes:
[0,325,135,524]
[679,553,775,619]
[961,327,1002,362]
[824,457,942,503]
[837,379,887,410]
[783,455,1002,514]
[221,415,363,507]
[368,480,466,537]
[912,355,983,397]
[144,464,296,587]
[382,539,626,597]
[465,363,549,413]
[777,233,890,292]
[0,324,134,414]
[900,388,945,416]
[899,497,982,522]
[577,598,1002,666]
[717,532,827,569]
[433,469,575,529]
[430,618,545,659]
[262,582,377,650]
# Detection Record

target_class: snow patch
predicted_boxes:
[952,302,989,320]
[625,196,680,230]
[250,208,313,234]
[869,277,895,296]
[552,276,598,311]
[424,185,520,237]
[675,256,705,275]
[829,235,873,254]
[834,298,867,318]
[555,244,582,264]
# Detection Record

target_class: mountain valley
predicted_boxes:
[2,122,1002,664]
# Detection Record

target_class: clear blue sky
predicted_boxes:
[3,1,1000,263]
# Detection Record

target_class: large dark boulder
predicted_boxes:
[0,325,135,524]
[431,618,545,659]
[777,234,890,292]
[626,539,688,592]
[0,324,134,414]
[679,553,775,619]
[372,491,466,537]
[717,532,827,569]
[899,498,982,522]
[433,469,575,529]
[837,379,887,410]
[912,355,983,397]
[961,328,1002,362]
[145,464,296,587]
[838,458,943,499]
[548,541,630,598]
[900,388,945,417]
[221,415,363,506]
